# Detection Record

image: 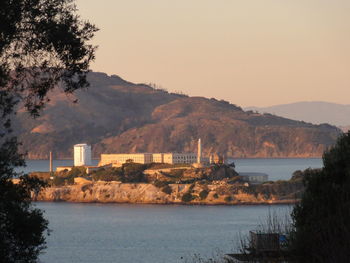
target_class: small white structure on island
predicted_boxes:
[74,143,91,166]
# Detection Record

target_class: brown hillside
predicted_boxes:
[14,72,340,159]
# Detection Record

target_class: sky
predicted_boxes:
[76,0,350,107]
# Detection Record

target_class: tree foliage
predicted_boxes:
[91,167,123,182]
[291,131,350,262]
[121,163,147,183]
[0,0,97,120]
[0,0,97,262]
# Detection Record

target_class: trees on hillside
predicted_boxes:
[291,131,350,262]
[0,0,97,262]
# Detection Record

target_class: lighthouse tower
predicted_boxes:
[197,138,202,164]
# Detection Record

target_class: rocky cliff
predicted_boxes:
[36,181,301,205]
[15,72,341,159]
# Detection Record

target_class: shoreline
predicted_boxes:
[34,182,301,206]
[34,199,298,206]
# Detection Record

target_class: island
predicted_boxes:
[30,162,305,205]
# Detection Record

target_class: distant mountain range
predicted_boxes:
[245,102,350,131]
[14,72,341,159]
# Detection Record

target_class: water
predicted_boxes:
[16,159,100,174]
[37,203,291,263]
[27,159,316,262]
[233,158,322,181]
[21,158,322,181]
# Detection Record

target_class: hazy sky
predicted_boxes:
[76,0,350,107]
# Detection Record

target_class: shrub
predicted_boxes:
[167,169,186,178]
[224,196,233,202]
[91,167,122,182]
[199,189,209,200]
[67,166,87,178]
[94,174,120,182]
[161,185,172,195]
[213,193,219,199]
[52,176,65,186]
[66,176,75,185]
[153,180,168,188]
[122,163,147,182]
[189,183,195,192]
[182,193,193,202]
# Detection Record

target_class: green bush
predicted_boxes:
[166,169,186,178]
[147,163,191,170]
[122,163,147,182]
[90,164,148,183]
[199,189,209,200]
[51,169,77,186]
[93,174,121,182]
[153,180,168,188]
[182,192,193,202]
[224,196,233,202]
[161,185,172,195]
[213,193,219,199]
[52,176,65,186]
[66,176,75,185]
[189,183,195,192]
[67,166,87,178]
[91,167,122,182]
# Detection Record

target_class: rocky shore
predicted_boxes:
[35,181,299,205]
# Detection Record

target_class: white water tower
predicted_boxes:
[74,144,91,166]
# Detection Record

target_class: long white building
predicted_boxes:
[98,138,204,166]
[99,152,197,166]
[74,144,92,166]
[99,153,153,166]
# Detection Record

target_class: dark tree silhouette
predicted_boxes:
[291,131,350,263]
[0,0,97,262]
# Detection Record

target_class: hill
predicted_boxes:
[14,72,341,159]
[245,101,350,128]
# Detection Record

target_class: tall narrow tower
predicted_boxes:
[49,151,53,172]
[197,138,202,164]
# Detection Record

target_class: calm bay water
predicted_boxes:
[23,158,320,262]
[234,158,322,181]
[37,203,291,263]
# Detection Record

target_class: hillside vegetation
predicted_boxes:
[14,72,341,159]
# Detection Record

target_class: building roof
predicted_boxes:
[74,143,89,147]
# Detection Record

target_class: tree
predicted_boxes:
[0,0,97,262]
[291,131,350,262]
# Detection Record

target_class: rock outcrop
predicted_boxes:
[36,181,299,205]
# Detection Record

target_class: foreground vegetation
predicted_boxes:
[188,131,350,262]
[0,0,98,262]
